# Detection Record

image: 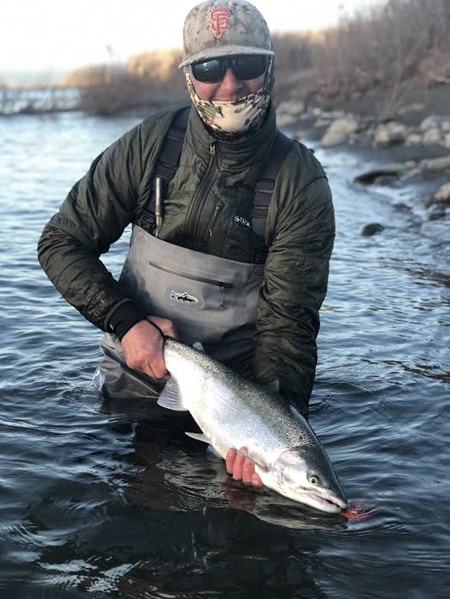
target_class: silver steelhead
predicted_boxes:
[158,338,347,514]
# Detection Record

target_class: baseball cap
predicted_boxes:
[179,0,274,68]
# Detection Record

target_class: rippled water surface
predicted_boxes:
[1,112,449,598]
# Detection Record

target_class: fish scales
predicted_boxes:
[159,338,347,513]
[165,340,315,448]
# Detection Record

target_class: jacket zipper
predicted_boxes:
[148,260,234,289]
[186,142,218,239]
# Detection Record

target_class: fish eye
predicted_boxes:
[309,475,320,485]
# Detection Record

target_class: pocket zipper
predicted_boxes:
[148,261,235,289]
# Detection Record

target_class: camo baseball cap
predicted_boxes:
[179,0,274,68]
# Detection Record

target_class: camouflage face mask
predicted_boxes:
[184,57,273,138]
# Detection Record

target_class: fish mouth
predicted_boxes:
[304,491,348,514]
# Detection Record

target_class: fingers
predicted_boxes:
[225,447,263,488]
[144,357,166,379]
[148,316,178,340]
[251,472,264,488]
[225,447,238,475]
[121,318,169,379]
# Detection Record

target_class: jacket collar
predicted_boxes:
[185,102,278,173]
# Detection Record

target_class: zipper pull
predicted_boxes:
[208,203,222,238]
[209,142,216,156]
[154,176,164,237]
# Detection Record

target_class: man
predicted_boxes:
[38,0,335,487]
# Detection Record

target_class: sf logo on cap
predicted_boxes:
[209,8,230,38]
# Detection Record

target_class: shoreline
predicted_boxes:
[277,92,450,233]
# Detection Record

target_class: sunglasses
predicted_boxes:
[191,55,269,83]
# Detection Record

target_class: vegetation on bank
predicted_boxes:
[310,0,450,113]
[2,0,449,117]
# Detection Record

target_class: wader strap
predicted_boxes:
[251,130,293,263]
[136,106,190,232]
[252,131,293,219]
[155,107,190,178]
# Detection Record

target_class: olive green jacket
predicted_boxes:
[38,104,335,412]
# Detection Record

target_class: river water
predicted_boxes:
[1,111,449,598]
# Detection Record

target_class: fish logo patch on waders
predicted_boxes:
[170,290,199,304]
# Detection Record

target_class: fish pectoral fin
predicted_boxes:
[185,434,222,460]
[157,377,188,412]
[185,431,209,444]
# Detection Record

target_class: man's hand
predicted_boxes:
[225,447,263,488]
[120,316,177,379]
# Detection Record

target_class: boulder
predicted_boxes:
[432,183,450,204]
[320,115,359,147]
[276,100,305,127]
[419,115,450,131]
[421,155,450,173]
[373,122,407,148]
[360,223,385,236]
[422,128,442,145]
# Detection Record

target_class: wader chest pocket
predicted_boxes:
[119,227,263,345]
[148,260,234,309]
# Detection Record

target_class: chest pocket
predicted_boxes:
[208,185,263,264]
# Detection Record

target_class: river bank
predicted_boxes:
[276,83,450,240]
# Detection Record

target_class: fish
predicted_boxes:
[157,338,348,514]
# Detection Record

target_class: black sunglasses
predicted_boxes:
[191,55,268,84]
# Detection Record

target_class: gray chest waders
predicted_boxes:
[96,227,264,397]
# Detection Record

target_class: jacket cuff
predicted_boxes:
[103,299,148,341]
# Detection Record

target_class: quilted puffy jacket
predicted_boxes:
[38,103,335,413]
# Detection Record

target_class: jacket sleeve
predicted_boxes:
[37,122,159,333]
[253,163,335,416]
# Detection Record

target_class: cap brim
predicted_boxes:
[179,45,274,68]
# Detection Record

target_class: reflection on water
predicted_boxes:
[1,112,449,598]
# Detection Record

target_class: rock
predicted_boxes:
[428,206,447,220]
[360,223,385,236]
[432,183,450,204]
[354,162,409,185]
[373,122,407,148]
[276,100,305,127]
[422,128,442,145]
[406,133,423,145]
[321,130,348,147]
[419,115,450,131]
[421,155,450,173]
[332,115,359,135]
[320,115,359,147]
[355,169,398,185]
[314,117,332,128]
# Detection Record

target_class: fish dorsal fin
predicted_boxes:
[289,403,307,424]
[157,377,189,412]
[192,341,205,352]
